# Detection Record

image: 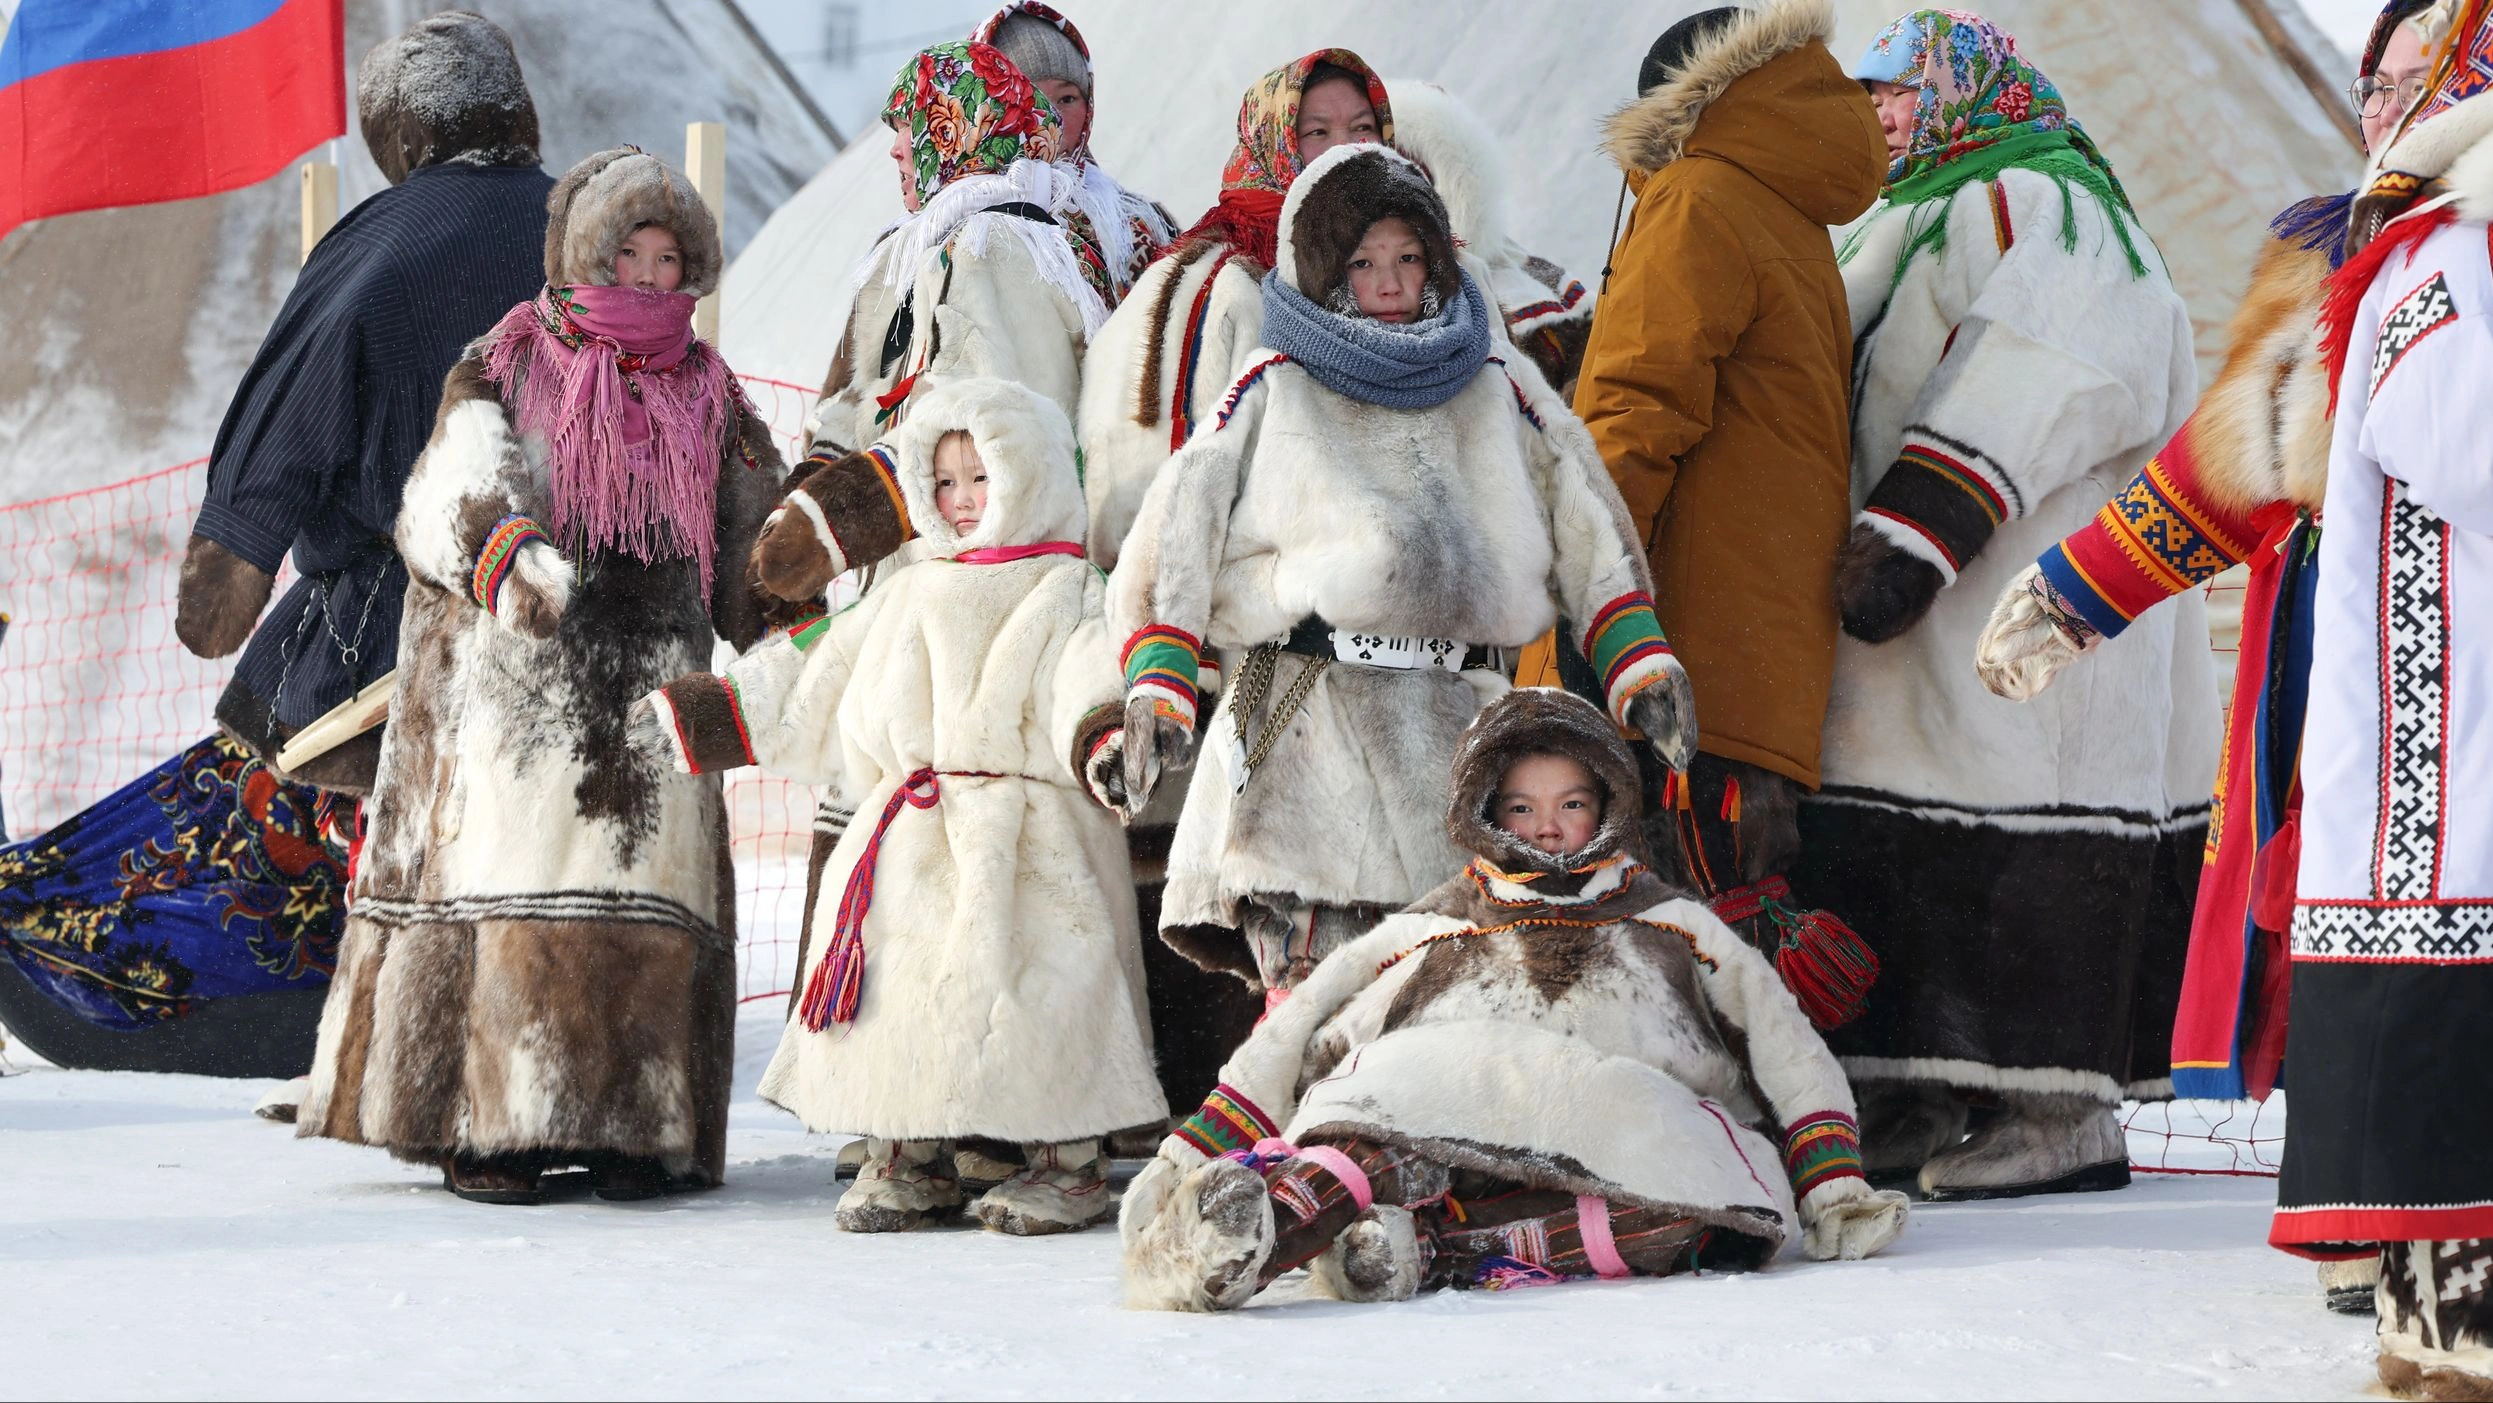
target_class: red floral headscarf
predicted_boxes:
[1169,48,1393,268]
[882,40,1063,208]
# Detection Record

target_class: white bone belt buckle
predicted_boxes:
[1329,630,1462,672]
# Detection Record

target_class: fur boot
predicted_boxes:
[971,1139,1115,1236]
[253,1075,309,1124]
[953,1139,1021,1192]
[2378,1241,2493,1401]
[836,1138,963,1232]
[1857,1081,1969,1177]
[2323,1254,2383,1316]
[1306,1205,1428,1303]
[443,1151,548,1206]
[1120,1156,1275,1312]
[1917,1091,2129,1201]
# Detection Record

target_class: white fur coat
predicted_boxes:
[715,381,1166,1142]
[1831,167,2217,831]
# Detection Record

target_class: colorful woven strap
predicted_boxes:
[1169,250,1238,450]
[1581,591,1674,723]
[862,445,911,538]
[1122,623,1202,730]
[1575,1195,1631,1279]
[1709,875,1793,924]
[1784,1110,1866,1199]
[1295,1143,1374,1213]
[472,514,551,613]
[1174,1082,1279,1158]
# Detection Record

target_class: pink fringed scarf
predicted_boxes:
[481,284,734,590]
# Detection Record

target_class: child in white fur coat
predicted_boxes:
[631,377,1165,1236]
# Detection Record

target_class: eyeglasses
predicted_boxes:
[2351,74,2435,118]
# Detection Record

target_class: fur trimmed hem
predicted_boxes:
[1806,788,2212,840]
[1841,1057,2125,1104]
[1601,0,1835,176]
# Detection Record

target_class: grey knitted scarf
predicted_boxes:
[1260,267,1492,410]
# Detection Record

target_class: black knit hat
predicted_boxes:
[1639,6,1743,94]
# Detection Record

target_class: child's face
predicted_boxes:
[1037,79,1091,153]
[1347,217,1427,324]
[1495,752,1602,858]
[932,432,989,537]
[613,224,684,292]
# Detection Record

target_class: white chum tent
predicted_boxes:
[723,0,2363,396]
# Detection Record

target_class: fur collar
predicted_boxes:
[879,377,1087,553]
[1600,0,1835,176]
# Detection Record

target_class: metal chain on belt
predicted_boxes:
[1225,642,1331,779]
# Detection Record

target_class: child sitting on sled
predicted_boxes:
[1119,687,1908,1309]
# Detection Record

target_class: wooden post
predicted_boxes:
[299,161,338,265]
[685,122,727,341]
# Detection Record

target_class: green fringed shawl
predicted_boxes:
[1839,129,2155,293]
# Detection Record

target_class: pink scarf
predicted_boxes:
[481,284,735,591]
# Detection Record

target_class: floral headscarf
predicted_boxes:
[882,40,1064,209]
[1168,48,1394,268]
[1847,11,2144,284]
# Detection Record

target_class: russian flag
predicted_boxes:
[0,0,344,242]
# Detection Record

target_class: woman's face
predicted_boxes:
[1865,79,1920,165]
[1295,77,1380,163]
[1346,216,1426,323]
[2364,23,2437,154]
[612,225,683,292]
[889,122,921,212]
[932,432,989,536]
[1038,79,1091,153]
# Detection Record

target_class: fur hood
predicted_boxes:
[880,377,1086,555]
[1382,80,1512,263]
[1275,144,1462,308]
[356,11,541,186]
[1601,0,1835,175]
[1446,687,1645,876]
[544,148,724,299]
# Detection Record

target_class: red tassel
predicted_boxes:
[1720,776,1742,824]
[796,768,948,1032]
[1773,909,1881,1031]
[2320,205,2456,415]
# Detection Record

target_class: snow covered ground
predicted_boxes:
[0,1006,2372,1401]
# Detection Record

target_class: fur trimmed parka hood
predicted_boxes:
[356,11,541,186]
[1447,687,1645,876]
[1599,0,1879,228]
[879,377,1086,555]
[1275,144,1462,308]
[544,148,725,298]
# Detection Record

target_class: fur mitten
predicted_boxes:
[1117,1137,1210,1252]
[1798,1175,1910,1261]
[1623,664,1698,772]
[1120,1156,1274,1312]
[1836,522,1945,643]
[490,540,572,639]
[625,691,692,773]
[751,450,916,602]
[1085,729,1135,818]
[1121,694,1197,809]
[1975,562,2098,701]
[174,535,276,659]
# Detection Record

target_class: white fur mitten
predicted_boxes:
[1799,1176,1910,1261]
[490,538,574,640]
[1121,693,1198,811]
[625,691,694,774]
[1116,1137,1209,1252]
[1974,563,2098,702]
[1085,729,1135,819]
[1623,659,1699,772]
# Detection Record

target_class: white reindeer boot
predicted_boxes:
[1919,1092,2129,1202]
[972,1139,1115,1236]
[1307,1205,1428,1303]
[1122,1156,1275,1312]
[836,1138,962,1232]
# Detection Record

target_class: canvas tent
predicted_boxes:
[723,0,2362,396]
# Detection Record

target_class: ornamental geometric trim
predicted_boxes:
[2292,900,2493,962]
[2372,271,2457,399]
[2374,484,2451,901]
